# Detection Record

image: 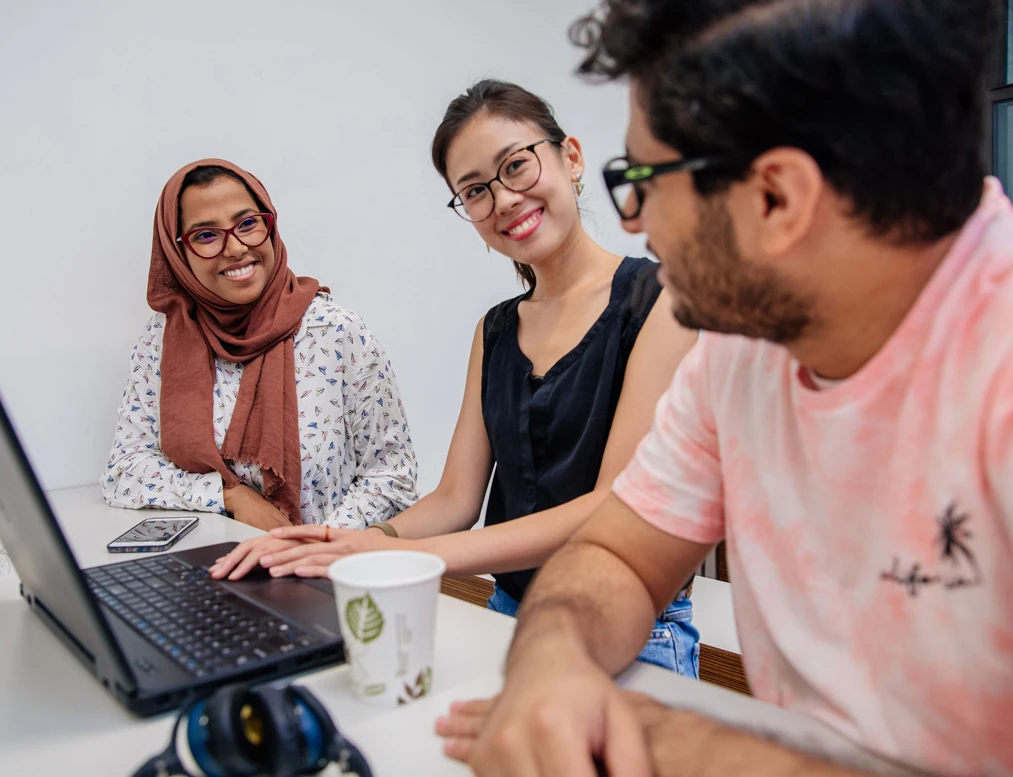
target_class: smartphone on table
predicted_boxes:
[106,516,199,554]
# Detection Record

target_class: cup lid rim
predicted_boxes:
[327,550,447,589]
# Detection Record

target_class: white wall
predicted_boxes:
[0,0,645,493]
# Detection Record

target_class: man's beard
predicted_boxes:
[666,197,814,344]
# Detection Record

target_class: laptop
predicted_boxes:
[0,397,345,717]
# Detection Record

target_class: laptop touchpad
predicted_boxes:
[230,579,341,638]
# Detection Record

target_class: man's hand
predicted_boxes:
[435,696,496,762]
[437,690,723,777]
[223,484,293,533]
[439,650,653,777]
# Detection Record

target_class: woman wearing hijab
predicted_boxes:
[102,159,418,531]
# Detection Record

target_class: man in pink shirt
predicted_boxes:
[436,1,1012,776]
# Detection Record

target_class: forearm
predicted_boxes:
[645,709,874,777]
[414,488,609,576]
[508,538,658,676]
[328,468,417,529]
[102,451,226,514]
[385,487,481,539]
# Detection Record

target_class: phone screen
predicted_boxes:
[111,518,195,545]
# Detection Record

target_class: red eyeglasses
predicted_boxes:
[177,212,275,259]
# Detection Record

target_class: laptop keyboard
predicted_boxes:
[85,555,319,678]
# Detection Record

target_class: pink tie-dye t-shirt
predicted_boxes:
[613,179,1013,777]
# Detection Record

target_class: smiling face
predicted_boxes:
[444,113,584,269]
[178,176,276,305]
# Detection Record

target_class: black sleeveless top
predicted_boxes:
[481,256,662,602]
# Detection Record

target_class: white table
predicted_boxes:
[1,486,517,776]
[0,486,913,777]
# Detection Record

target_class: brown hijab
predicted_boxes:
[147,159,323,523]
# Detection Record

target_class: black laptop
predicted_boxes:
[0,397,344,716]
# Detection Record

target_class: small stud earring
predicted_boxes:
[573,174,585,198]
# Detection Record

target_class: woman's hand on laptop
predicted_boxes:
[208,535,307,580]
[257,524,405,577]
[209,525,405,580]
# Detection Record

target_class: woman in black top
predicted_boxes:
[213,81,699,675]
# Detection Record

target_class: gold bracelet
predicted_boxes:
[367,521,399,538]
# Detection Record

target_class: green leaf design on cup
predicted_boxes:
[403,666,433,700]
[345,593,385,643]
[418,666,433,696]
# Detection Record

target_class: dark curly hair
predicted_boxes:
[569,0,997,242]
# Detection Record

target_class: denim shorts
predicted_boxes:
[487,585,700,679]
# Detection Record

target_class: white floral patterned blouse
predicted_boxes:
[101,293,418,529]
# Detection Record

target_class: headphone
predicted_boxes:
[130,682,373,777]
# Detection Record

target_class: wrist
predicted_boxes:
[366,521,398,538]
[223,485,242,515]
[650,708,714,739]
[507,615,595,675]
[223,484,257,515]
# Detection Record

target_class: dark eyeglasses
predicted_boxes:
[602,156,720,220]
[448,139,562,223]
[177,212,275,259]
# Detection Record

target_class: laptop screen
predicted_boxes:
[0,396,134,692]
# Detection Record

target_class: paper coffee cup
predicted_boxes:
[328,550,446,708]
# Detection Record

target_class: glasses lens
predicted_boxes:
[500,149,540,193]
[452,187,494,222]
[235,214,270,247]
[605,159,641,219]
[612,182,641,219]
[187,228,226,258]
